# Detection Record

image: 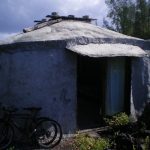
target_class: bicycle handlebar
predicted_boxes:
[23,107,42,112]
[2,106,18,113]
[0,105,42,114]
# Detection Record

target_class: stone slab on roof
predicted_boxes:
[66,43,147,57]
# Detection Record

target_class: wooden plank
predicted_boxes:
[23,19,62,33]
[77,126,112,134]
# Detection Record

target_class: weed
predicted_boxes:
[143,136,150,150]
[104,112,129,127]
[7,146,15,150]
[74,134,109,150]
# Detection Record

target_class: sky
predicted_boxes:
[0,0,107,40]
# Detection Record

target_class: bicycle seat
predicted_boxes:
[23,107,42,112]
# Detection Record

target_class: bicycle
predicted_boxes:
[0,104,62,149]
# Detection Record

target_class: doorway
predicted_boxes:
[77,56,131,130]
[77,56,106,129]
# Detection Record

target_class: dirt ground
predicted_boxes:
[13,137,75,150]
[52,138,75,150]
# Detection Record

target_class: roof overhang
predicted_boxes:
[66,43,146,57]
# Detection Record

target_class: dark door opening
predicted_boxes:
[77,56,106,130]
[77,56,131,130]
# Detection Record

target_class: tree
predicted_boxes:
[103,0,150,39]
[134,0,149,38]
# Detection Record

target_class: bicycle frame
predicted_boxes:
[2,110,39,139]
[0,106,62,149]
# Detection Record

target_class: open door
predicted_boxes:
[105,58,126,115]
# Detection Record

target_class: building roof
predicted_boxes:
[0,20,143,46]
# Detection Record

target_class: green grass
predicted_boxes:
[73,134,110,150]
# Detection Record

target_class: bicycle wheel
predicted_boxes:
[35,118,58,148]
[47,119,62,148]
[0,122,14,150]
[37,118,62,148]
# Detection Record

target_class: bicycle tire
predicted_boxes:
[38,118,63,148]
[0,122,14,150]
[34,118,58,148]
[47,119,62,148]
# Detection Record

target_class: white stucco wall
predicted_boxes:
[131,40,150,116]
[0,39,149,133]
[0,46,77,133]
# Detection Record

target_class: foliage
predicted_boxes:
[7,146,15,150]
[74,134,110,150]
[139,102,150,129]
[103,0,150,39]
[104,112,130,127]
[143,136,150,150]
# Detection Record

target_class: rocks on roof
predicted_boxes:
[0,12,145,47]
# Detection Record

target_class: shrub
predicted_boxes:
[143,136,150,150]
[7,146,15,150]
[93,138,110,150]
[139,102,150,129]
[104,112,129,127]
[74,134,109,150]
